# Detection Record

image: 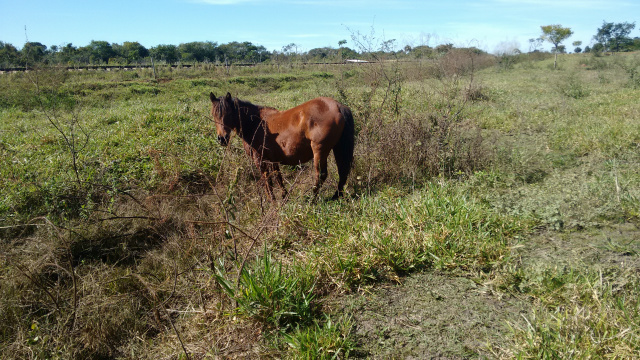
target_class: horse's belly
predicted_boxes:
[277,137,313,165]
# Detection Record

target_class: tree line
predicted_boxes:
[0,39,366,69]
[533,21,639,55]
[1,20,638,69]
[0,40,274,68]
[0,36,487,70]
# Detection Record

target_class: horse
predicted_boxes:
[209,92,354,200]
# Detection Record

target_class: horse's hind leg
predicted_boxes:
[312,147,329,198]
[332,148,351,200]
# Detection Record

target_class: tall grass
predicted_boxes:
[285,183,527,287]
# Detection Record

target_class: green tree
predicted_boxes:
[218,41,267,63]
[150,44,179,64]
[593,21,636,53]
[86,40,115,64]
[307,47,333,60]
[572,41,583,53]
[0,42,20,67]
[121,42,149,64]
[410,45,433,59]
[21,42,47,64]
[540,24,573,68]
[178,41,218,62]
[338,39,347,61]
[59,43,77,64]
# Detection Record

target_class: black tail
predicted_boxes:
[332,104,355,199]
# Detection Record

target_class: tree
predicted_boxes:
[528,37,544,52]
[338,39,347,61]
[0,42,20,67]
[572,41,582,53]
[593,21,636,53]
[85,40,115,64]
[21,42,47,64]
[121,42,149,64]
[282,43,298,55]
[540,24,573,68]
[178,41,219,63]
[218,41,266,63]
[435,43,453,54]
[591,43,605,56]
[59,43,78,64]
[410,45,433,59]
[307,47,333,60]
[150,44,179,64]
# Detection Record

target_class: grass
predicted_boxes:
[1,52,639,358]
[500,250,640,359]
[213,247,318,330]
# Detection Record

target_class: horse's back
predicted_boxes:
[260,97,346,164]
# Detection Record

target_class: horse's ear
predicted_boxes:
[225,92,233,102]
[209,92,217,103]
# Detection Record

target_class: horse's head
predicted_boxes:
[209,92,236,146]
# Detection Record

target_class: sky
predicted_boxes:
[1,0,639,54]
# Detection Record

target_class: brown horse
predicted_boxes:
[209,92,354,200]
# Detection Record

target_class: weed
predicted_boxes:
[559,71,590,99]
[214,248,318,330]
[282,316,356,359]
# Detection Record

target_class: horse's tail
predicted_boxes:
[333,104,355,198]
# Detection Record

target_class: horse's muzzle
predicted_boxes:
[218,135,229,146]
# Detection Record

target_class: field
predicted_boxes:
[1,51,640,359]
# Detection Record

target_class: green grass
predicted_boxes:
[501,265,640,358]
[282,316,356,359]
[1,53,640,358]
[287,183,527,286]
[213,248,318,330]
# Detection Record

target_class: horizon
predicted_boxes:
[2,0,639,55]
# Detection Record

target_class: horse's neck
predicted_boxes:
[237,102,267,146]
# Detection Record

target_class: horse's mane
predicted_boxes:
[217,96,263,114]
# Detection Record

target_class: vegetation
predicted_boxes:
[540,24,574,68]
[1,44,640,359]
[593,21,637,53]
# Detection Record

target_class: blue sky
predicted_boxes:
[1,0,638,53]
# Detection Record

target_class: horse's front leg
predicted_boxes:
[247,144,277,201]
[272,163,288,199]
[261,163,277,201]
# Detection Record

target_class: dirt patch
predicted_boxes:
[519,222,640,270]
[338,272,529,359]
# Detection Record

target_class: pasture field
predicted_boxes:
[1,52,640,359]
